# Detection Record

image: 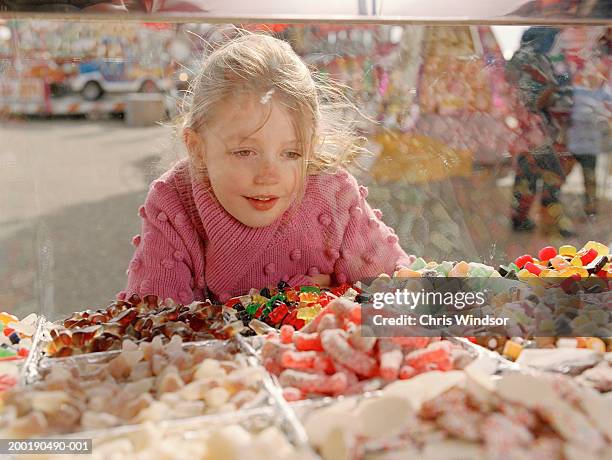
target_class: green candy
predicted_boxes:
[435,261,453,276]
[0,348,16,358]
[300,286,320,293]
[409,257,427,271]
[469,267,488,278]
[246,303,259,315]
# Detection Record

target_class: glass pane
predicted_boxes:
[1,21,610,320]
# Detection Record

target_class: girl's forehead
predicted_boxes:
[208,93,298,142]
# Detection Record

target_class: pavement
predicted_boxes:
[1,118,610,320]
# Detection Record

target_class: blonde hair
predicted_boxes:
[179,30,366,184]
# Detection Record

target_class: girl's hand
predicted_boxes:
[306,273,332,288]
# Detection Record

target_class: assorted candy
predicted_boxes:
[1,336,267,436]
[47,298,233,357]
[223,283,355,335]
[3,243,609,454]
[0,312,42,401]
[498,241,611,281]
[475,336,612,393]
[261,298,473,400]
[0,312,37,362]
[39,420,317,460]
[302,370,612,460]
[394,258,500,278]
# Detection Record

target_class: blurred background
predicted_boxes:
[0,21,610,319]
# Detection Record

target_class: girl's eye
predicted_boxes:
[284,151,302,160]
[232,149,255,157]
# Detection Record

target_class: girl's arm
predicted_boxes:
[117,179,204,305]
[332,171,414,284]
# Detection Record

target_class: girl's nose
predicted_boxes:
[253,156,281,185]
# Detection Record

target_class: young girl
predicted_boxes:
[118,32,414,305]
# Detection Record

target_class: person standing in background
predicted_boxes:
[506,27,575,237]
[566,28,611,217]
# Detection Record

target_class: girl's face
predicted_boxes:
[191,93,305,228]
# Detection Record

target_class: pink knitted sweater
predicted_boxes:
[119,159,412,304]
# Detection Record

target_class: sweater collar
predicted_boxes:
[191,173,304,295]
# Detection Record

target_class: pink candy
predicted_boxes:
[378,339,403,380]
[293,332,324,351]
[279,325,294,344]
[279,369,348,395]
[320,329,378,378]
[404,347,452,373]
[263,300,462,400]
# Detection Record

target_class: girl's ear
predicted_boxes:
[183,128,206,168]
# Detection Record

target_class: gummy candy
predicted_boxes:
[378,339,402,380]
[579,248,598,266]
[582,241,609,257]
[514,255,534,269]
[538,246,557,262]
[293,332,324,352]
[278,369,347,395]
[320,329,378,377]
[279,325,294,344]
[523,262,543,276]
[559,245,577,257]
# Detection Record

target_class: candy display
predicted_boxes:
[0,312,43,399]
[223,283,355,336]
[394,257,500,278]
[46,297,232,357]
[0,336,268,436]
[261,297,474,399]
[498,241,611,281]
[23,409,316,460]
[0,312,38,362]
[301,369,612,459]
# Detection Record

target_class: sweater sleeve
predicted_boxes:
[332,171,414,284]
[118,179,204,305]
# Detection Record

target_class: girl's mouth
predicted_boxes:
[244,195,279,211]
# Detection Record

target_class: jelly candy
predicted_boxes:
[409,257,427,271]
[549,256,569,270]
[279,325,294,344]
[281,350,319,370]
[297,306,321,322]
[559,245,577,257]
[579,248,598,266]
[320,329,378,377]
[514,255,534,269]
[278,369,347,395]
[502,340,523,360]
[316,314,339,333]
[391,337,430,350]
[523,262,543,276]
[449,261,470,277]
[538,246,557,262]
[570,256,584,267]
[581,241,609,257]
[398,365,417,379]
[403,347,451,373]
[293,332,324,352]
[378,339,402,380]
[0,313,18,325]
